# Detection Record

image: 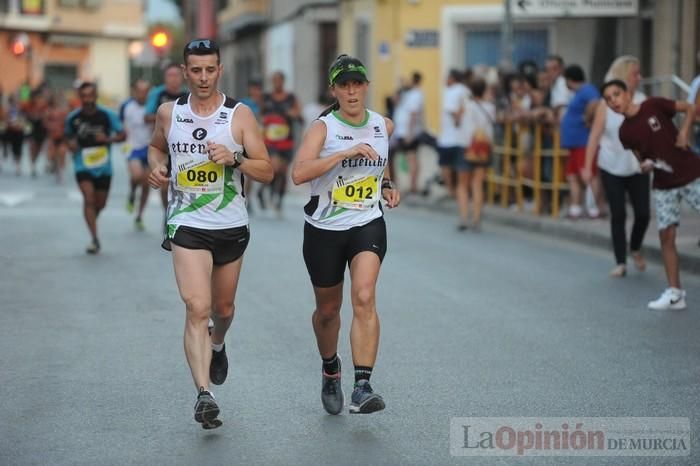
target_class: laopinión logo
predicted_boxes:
[450,417,690,457]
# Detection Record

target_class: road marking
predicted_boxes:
[0,192,35,207]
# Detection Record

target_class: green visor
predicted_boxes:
[329,63,368,85]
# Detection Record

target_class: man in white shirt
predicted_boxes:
[122,79,152,230]
[394,72,426,194]
[437,69,468,198]
[546,55,572,117]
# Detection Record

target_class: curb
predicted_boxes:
[404,197,700,276]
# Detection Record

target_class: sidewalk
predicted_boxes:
[404,194,700,275]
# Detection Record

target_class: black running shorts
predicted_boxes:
[75,172,112,192]
[162,225,250,265]
[303,216,387,288]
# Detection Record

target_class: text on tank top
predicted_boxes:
[166,93,248,229]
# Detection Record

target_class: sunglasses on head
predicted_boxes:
[186,39,218,51]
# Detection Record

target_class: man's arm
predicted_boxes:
[675,100,696,149]
[147,103,172,189]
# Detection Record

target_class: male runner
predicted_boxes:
[145,63,188,213]
[65,82,125,253]
[147,39,273,428]
[122,79,152,230]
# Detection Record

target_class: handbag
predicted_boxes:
[465,101,494,164]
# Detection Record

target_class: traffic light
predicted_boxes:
[150,31,170,57]
[11,33,30,57]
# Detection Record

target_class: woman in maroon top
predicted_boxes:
[602,79,700,310]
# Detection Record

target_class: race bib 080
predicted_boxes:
[331,175,379,210]
[82,146,109,169]
[176,157,224,193]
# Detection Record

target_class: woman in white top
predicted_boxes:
[583,56,650,277]
[292,54,400,415]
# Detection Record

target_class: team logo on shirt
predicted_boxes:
[192,128,208,140]
[647,116,661,132]
[176,114,194,124]
[373,126,384,139]
[336,135,354,141]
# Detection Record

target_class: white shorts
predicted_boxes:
[653,178,700,230]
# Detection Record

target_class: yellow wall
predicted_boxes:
[339,0,499,131]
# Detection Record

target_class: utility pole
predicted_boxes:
[501,0,513,71]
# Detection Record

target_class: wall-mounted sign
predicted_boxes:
[21,0,45,15]
[514,0,638,17]
[405,30,439,48]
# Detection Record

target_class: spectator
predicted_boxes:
[546,55,572,118]
[560,64,605,218]
[687,51,700,153]
[583,56,650,277]
[437,69,468,199]
[603,80,700,310]
[394,71,426,194]
[457,78,496,232]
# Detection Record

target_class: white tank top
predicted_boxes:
[598,91,645,176]
[304,109,389,231]
[166,93,248,230]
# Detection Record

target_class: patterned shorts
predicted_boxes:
[653,178,700,230]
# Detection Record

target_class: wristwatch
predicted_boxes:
[381,179,396,190]
[232,151,245,168]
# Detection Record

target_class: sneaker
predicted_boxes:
[321,357,344,415]
[648,288,686,310]
[194,388,221,428]
[126,196,134,213]
[85,239,100,255]
[210,344,228,385]
[134,218,145,231]
[349,380,385,414]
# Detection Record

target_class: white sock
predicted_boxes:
[211,342,224,352]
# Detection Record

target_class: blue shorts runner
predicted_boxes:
[128,146,149,167]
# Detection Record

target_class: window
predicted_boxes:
[465,27,549,69]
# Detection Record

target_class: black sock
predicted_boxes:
[354,366,373,384]
[322,353,340,375]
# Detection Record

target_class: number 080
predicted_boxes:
[186,170,217,183]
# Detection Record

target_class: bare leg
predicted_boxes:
[172,245,214,391]
[471,167,486,227]
[210,256,245,346]
[659,226,681,289]
[311,283,343,359]
[349,252,382,367]
[456,170,471,228]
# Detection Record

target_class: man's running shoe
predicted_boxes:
[648,288,686,310]
[321,357,344,415]
[210,344,228,385]
[194,388,221,428]
[126,196,135,213]
[349,380,385,414]
[134,218,145,231]
[85,239,100,255]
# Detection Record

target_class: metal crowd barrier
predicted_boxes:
[487,121,570,218]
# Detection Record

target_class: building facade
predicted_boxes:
[217,0,338,106]
[0,0,146,100]
[338,0,700,132]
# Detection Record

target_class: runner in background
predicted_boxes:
[123,79,152,230]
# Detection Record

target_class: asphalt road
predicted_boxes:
[1,155,699,465]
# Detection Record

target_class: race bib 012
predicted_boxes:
[331,175,379,210]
